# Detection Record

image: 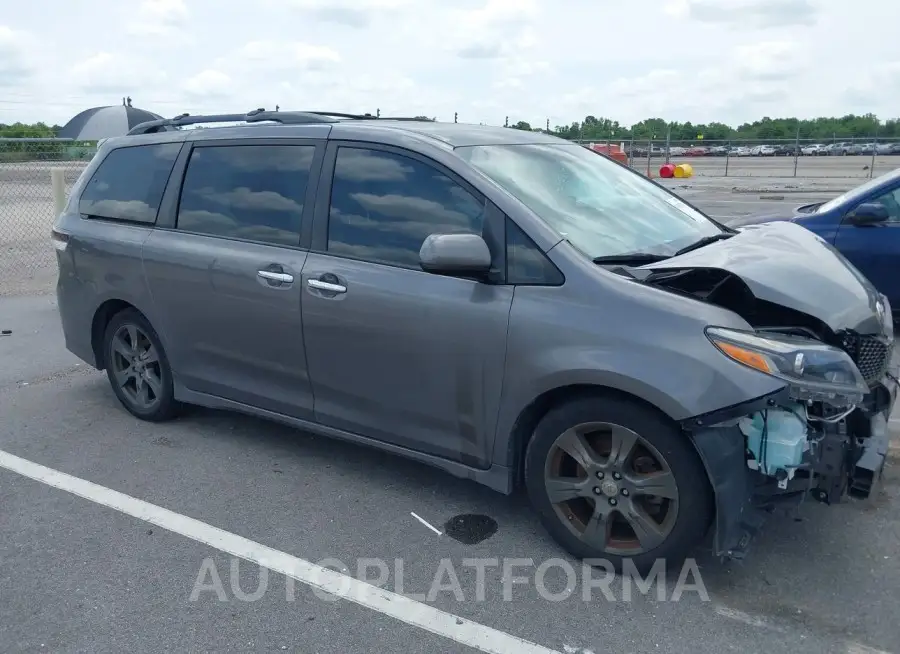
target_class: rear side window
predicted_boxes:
[176,144,315,246]
[79,143,181,224]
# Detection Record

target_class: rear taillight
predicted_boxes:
[51,229,69,252]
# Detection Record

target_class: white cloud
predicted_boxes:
[663,0,818,27]
[2,0,900,129]
[234,41,341,71]
[183,70,232,98]
[126,0,190,38]
[0,26,35,85]
[69,53,168,96]
[274,0,414,27]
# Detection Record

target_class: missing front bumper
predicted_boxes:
[687,378,896,560]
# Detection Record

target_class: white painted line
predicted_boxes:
[846,643,893,654]
[713,605,781,631]
[0,449,559,654]
[715,604,895,653]
[410,511,442,536]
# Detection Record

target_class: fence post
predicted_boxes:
[870,131,878,178]
[724,140,731,177]
[51,168,67,218]
[645,137,652,176]
[793,126,800,178]
[664,126,671,165]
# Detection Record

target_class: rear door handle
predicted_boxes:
[307,279,347,293]
[258,270,294,284]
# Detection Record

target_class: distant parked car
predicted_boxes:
[684,146,708,156]
[773,144,800,156]
[732,166,900,319]
[801,144,825,155]
[668,146,686,157]
[707,146,728,156]
[733,146,751,157]
[826,142,853,155]
[751,145,775,156]
[847,143,868,155]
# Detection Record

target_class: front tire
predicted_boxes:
[103,309,180,422]
[524,394,713,574]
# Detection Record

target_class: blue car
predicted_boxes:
[731,167,900,321]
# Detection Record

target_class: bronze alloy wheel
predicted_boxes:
[543,421,679,556]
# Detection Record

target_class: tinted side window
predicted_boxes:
[506,218,564,285]
[177,144,314,246]
[79,143,181,224]
[327,147,486,267]
[869,187,900,223]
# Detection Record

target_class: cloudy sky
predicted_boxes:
[1,0,898,129]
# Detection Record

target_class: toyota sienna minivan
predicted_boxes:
[52,109,897,572]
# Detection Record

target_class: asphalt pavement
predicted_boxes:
[1,191,899,654]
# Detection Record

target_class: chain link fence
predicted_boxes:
[2,132,900,294]
[0,139,94,295]
[571,136,900,179]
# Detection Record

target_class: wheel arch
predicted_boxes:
[503,383,703,492]
[91,299,147,369]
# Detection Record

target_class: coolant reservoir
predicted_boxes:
[738,403,808,478]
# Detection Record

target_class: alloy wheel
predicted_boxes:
[109,324,163,411]
[544,421,680,556]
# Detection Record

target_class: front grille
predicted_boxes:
[838,331,891,384]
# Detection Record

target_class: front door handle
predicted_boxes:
[258,270,294,284]
[307,278,347,293]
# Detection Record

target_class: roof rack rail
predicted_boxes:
[296,111,435,122]
[127,108,437,135]
[126,108,343,135]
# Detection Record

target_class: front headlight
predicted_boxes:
[706,326,869,406]
[880,294,893,341]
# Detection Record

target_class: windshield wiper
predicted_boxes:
[592,253,669,265]
[671,232,735,257]
[592,232,736,266]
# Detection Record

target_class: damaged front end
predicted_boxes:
[643,266,897,561]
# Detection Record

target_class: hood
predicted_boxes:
[726,203,821,228]
[638,221,884,334]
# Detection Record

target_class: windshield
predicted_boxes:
[455,143,723,259]
[816,167,900,214]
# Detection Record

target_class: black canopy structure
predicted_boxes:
[58,99,163,140]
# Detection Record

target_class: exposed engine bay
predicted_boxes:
[618,263,898,559]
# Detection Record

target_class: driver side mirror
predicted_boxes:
[849,202,889,225]
[419,233,492,278]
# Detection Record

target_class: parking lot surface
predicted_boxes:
[1,185,899,654]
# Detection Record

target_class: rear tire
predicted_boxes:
[103,309,180,422]
[524,394,713,574]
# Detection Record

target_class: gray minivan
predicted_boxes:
[53,110,897,573]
